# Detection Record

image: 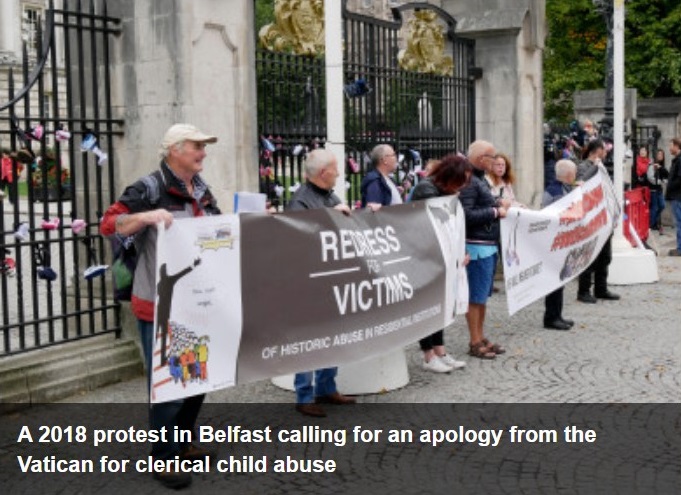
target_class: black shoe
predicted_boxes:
[577,293,597,304]
[153,469,192,490]
[560,317,575,327]
[669,249,681,257]
[544,319,572,330]
[595,291,620,300]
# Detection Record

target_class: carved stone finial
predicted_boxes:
[259,0,325,56]
[398,10,454,77]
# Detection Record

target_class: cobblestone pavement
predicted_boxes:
[2,230,679,494]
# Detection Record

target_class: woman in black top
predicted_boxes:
[410,153,472,373]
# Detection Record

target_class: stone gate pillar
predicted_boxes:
[443,0,546,206]
[108,0,258,209]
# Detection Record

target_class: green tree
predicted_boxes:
[255,0,275,32]
[544,0,681,121]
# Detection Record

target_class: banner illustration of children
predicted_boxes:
[153,216,243,404]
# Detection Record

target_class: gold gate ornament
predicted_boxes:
[398,10,454,77]
[259,0,325,56]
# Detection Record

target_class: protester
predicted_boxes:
[360,144,400,210]
[459,140,509,359]
[666,138,681,256]
[286,148,356,417]
[542,159,577,330]
[100,123,220,489]
[576,139,620,302]
[648,148,668,232]
[486,153,518,205]
[410,153,472,372]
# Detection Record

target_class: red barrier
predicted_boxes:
[624,187,650,246]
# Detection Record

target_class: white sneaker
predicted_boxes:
[422,356,453,373]
[439,354,466,369]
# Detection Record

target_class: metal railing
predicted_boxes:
[0,0,123,356]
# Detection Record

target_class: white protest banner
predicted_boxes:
[150,197,467,403]
[500,170,620,315]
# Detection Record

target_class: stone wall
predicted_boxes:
[107,0,259,210]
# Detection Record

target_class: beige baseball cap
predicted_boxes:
[160,124,217,152]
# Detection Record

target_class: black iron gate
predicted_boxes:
[0,0,122,356]
[256,1,476,207]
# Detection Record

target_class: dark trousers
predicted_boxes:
[1,179,18,204]
[544,287,564,324]
[419,330,444,352]
[578,236,612,296]
[138,320,204,460]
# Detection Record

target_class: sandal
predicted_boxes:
[482,338,506,355]
[468,342,496,359]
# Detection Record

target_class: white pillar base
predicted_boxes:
[271,349,410,395]
[608,242,659,285]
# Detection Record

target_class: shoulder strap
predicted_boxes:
[140,171,162,206]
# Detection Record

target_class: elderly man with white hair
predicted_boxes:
[286,148,355,418]
[101,123,221,489]
[542,159,577,331]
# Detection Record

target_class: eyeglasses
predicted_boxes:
[481,154,496,160]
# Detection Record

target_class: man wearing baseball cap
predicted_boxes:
[101,123,220,489]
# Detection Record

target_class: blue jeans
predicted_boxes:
[294,368,337,404]
[649,190,665,229]
[672,200,681,251]
[466,253,497,304]
[138,320,205,459]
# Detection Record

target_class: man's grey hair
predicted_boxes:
[555,159,576,180]
[467,139,495,164]
[159,141,184,159]
[370,144,394,168]
[305,149,335,177]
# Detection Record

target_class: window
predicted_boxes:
[22,6,42,55]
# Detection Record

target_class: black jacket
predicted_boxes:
[665,154,681,201]
[458,168,499,244]
[286,181,341,211]
[409,178,440,201]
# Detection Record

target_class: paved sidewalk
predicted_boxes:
[59,228,681,405]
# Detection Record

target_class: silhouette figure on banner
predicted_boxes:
[156,257,201,365]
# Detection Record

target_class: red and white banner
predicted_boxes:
[500,170,620,315]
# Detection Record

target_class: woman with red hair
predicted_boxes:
[409,153,472,372]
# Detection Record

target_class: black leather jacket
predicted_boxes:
[458,167,499,244]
